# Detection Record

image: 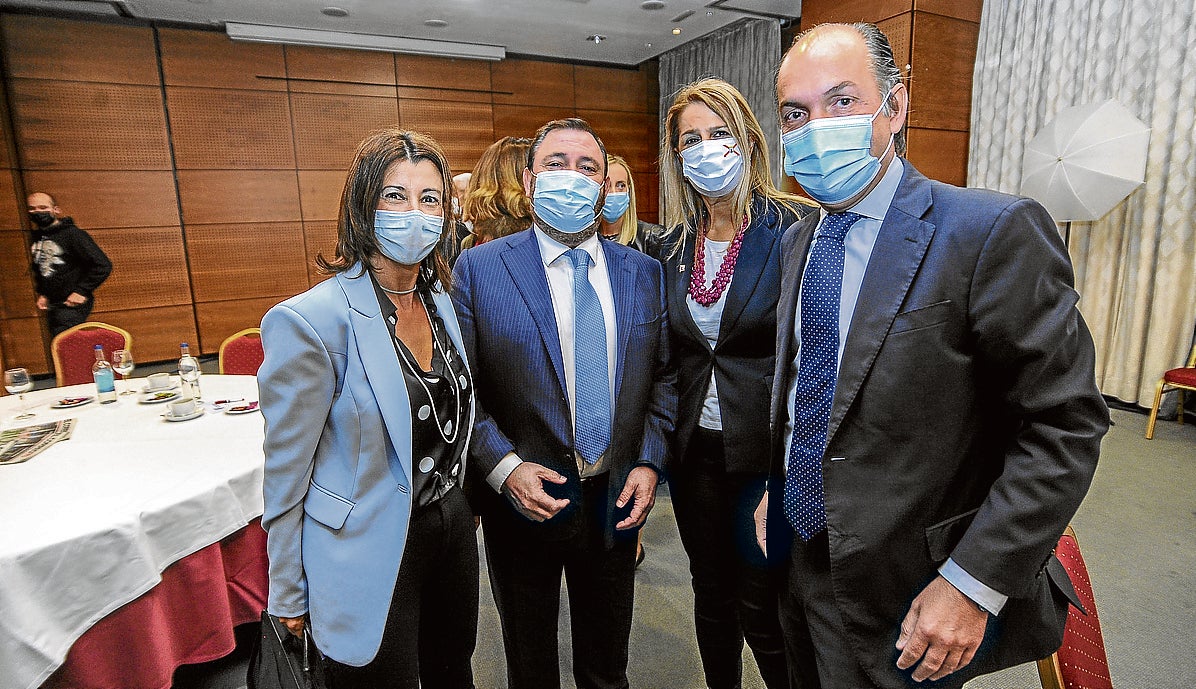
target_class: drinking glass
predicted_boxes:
[113,349,136,395]
[4,367,36,420]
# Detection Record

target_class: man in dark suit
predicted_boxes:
[451,118,675,689]
[754,23,1110,688]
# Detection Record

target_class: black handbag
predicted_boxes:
[247,611,328,689]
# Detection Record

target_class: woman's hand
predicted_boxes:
[279,615,306,638]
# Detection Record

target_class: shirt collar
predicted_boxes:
[533,224,602,267]
[820,156,904,223]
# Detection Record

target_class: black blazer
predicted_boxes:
[661,194,810,472]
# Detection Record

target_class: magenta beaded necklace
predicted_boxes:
[688,213,748,307]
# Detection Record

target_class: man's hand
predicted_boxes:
[36,295,48,310]
[615,466,658,530]
[64,292,88,306]
[502,462,569,521]
[753,492,768,557]
[279,615,306,638]
[895,575,989,682]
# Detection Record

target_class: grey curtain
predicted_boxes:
[658,18,784,187]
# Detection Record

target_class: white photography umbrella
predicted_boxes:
[1020,99,1151,242]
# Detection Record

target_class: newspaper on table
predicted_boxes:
[0,418,76,465]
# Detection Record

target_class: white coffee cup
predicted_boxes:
[169,397,198,417]
[146,372,171,390]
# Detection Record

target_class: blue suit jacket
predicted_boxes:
[766,164,1108,687]
[258,266,473,666]
[451,229,676,543]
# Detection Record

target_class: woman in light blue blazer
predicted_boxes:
[259,128,476,688]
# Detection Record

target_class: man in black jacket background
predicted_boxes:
[27,192,111,336]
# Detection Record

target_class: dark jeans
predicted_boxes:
[47,301,92,337]
[323,486,479,689]
[482,474,637,689]
[671,427,792,689]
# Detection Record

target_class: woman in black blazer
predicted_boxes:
[658,77,816,689]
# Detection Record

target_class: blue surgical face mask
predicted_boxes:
[373,209,444,265]
[532,170,603,235]
[601,192,631,223]
[782,96,895,206]
[680,138,745,198]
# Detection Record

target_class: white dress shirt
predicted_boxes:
[782,158,1008,615]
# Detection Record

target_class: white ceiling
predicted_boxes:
[0,0,802,67]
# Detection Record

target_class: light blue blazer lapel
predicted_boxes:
[829,168,935,439]
[602,239,633,403]
[500,232,569,398]
[339,267,413,489]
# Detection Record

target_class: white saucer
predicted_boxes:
[141,384,179,395]
[225,402,259,415]
[163,408,204,422]
[140,391,181,404]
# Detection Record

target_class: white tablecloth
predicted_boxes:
[0,375,265,689]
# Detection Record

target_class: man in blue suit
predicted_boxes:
[451,118,676,689]
[755,23,1109,689]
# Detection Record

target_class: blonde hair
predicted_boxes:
[606,154,641,246]
[660,78,812,249]
[462,136,533,247]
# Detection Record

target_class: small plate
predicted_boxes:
[141,384,179,395]
[140,390,181,404]
[51,396,94,409]
[225,401,260,415]
[163,408,204,422]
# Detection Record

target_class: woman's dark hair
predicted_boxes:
[317,128,457,290]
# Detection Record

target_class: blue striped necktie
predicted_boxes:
[784,211,862,540]
[566,248,611,464]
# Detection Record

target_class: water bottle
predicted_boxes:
[178,342,202,401]
[92,345,117,403]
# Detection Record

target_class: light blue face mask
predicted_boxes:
[601,192,631,223]
[532,170,603,235]
[373,209,444,265]
[782,98,894,206]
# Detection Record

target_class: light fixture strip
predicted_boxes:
[225,22,505,61]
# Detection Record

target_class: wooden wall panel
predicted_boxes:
[396,55,492,103]
[177,170,301,225]
[634,172,659,225]
[298,171,345,223]
[876,13,913,72]
[915,0,983,22]
[22,171,179,229]
[906,127,968,186]
[88,227,191,310]
[492,59,574,107]
[1,15,159,85]
[799,0,911,25]
[398,99,494,172]
[9,80,172,170]
[580,109,659,172]
[575,65,650,113]
[0,230,35,319]
[90,305,198,363]
[285,46,396,97]
[167,87,295,170]
[185,222,308,302]
[303,221,338,285]
[1,317,48,374]
[908,12,978,132]
[195,296,284,354]
[290,93,398,170]
[492,104,574,140]
[159,28,286,91]
[0,168,21,229]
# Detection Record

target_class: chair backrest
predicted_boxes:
[51,322,133,387]
[1184,342,1196,369]
[1036,526,1113,689]
[219,328,264,375]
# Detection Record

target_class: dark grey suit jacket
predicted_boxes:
[766,163,1109,687]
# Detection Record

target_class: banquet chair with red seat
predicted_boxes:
[1145,341,1196,439]
[50,321,133,387]
[218,328,264,375]
[1036,526,1114,689]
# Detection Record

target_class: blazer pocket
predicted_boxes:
[1044,552,1085,613]
[304,480,355,530]
[890,300,952,334]
[924,507,979,562]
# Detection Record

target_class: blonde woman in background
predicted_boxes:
[598,154,664,255]
[659,77,816,689]
[460,136,533,249]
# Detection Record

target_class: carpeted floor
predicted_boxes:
[173,406,1196,689]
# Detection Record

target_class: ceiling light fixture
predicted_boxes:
[586,34,607,44]
[671,27,682,35]
[641,0,666,9]
[424,19,449,28]
[321,7,348,17]
[226,23,505,61]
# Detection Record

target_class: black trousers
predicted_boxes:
[47,301,92,337]
[482,474,638,689]
[324,486,479,689]
[671,428,792,689]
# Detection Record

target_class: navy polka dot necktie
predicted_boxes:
[784,211,862,540]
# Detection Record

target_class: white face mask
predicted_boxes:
[373,209,444,265]
[680,138,745,198]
